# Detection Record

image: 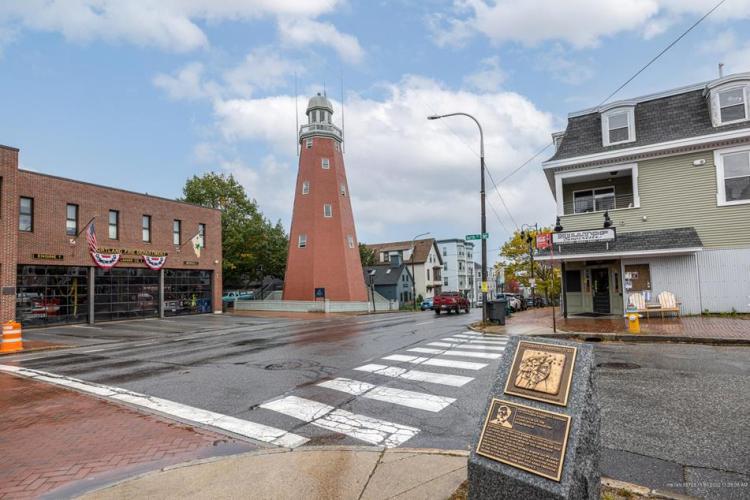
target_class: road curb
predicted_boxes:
[467,323,750,346]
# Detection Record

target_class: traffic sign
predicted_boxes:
[466,233,489,241]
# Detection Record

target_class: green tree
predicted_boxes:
[359,243,376,266]
[181,172,288,288]
[499,228,560,301]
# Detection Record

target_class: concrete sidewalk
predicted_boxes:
[79,447,469,500]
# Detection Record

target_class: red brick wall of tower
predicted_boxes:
[283,136,368,301]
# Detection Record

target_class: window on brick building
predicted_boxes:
[108,210,119,239]
[142,215,151,242]
[19,197,33,232]
[306,138,313,149]
[173,220,181,245]
[66,204,78,236]
[323,204,332,217]
[340,183,346,196]
[322,158,330,169]
[347,235,354,248]
[298,234,307,248]
[302,181,310,194]
[198,223,206,248]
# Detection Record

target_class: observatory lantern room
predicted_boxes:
[283,93,368,302]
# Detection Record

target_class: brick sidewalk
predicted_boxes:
[0,373,255,499]
[483,307,750,341]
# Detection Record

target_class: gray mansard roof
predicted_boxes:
[550,88,750,162]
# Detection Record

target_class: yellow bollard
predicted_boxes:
[626,313,641,334]
[1,321,23,353]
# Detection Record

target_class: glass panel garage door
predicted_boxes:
[164,269,212,316]
[94,268,160,321]
[16,265,89,327]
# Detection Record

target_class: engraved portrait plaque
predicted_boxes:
[476,399,571,481]
[504,341,577,406]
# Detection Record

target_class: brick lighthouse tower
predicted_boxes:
[283,93,368,302]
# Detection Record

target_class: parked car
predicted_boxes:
[433,292,470,314]
[222,290,255,305]
[496,293,522,312]
[420,297,433,311]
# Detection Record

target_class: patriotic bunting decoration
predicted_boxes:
[91,252,121,269]
[143,255,167,270]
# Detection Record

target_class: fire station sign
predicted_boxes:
[552,228,615,245]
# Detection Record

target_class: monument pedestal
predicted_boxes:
[468,336,600,500]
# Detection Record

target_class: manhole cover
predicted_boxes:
[264,360,320,371]
[596,362,640,370]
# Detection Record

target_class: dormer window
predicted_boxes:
[718,87,746,123]
[601,106,635,147]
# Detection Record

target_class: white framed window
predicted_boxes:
[601,107,635,146]
[323,203,332,217]
[322,158,330,169]
[306,138,313,149]
[347,235,354,248]
[718,87,747,124]
[340,183,346,196]
[573,187,615,214]
[302,181,310,195]
[715,146,750,206]
[298,234,307,248]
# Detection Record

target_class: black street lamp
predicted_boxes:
[520,223,539,308]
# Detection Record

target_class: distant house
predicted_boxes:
[363,257,414,304]
[539,72,750,315]
[366,239,443,298]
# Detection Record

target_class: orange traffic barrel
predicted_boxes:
[1,321,23,353]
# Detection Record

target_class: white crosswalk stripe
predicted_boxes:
[354,363,474,387]
[407,347,502,359]
[382,354,488,371]
[427,342,506,352]
[442,337,508,345]
[318,377,455,412]
[260,395,419,447]
[452,334,507,342]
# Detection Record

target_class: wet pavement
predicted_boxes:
[2,311,748,498]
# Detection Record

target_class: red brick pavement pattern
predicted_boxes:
[488,307,750,340]
[0,373,255,499]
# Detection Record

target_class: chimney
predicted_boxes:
[719,62,724,78]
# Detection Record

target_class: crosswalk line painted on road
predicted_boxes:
[382,354,488,371]
[261,395,419,448]
[354,363,474,387]
[443,337,508,345]
[452,334,507,341]
[318,377,456,412]
[407,347,502,360]
[427,342,506,352]
[0,364,309,448]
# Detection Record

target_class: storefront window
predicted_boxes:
[164,269,212,316]
[16,265,89,326]
[94,268,159,321]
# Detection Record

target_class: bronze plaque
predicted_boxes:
[476,399,571,481]
[504,341,577,406]
[33,253,64,260]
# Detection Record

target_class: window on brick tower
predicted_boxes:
[306,138,313,149]
[340,183,346,196]
[347,235,354,248]
[302,181,310,194]
[298,234,307,248]
[322,158,330,169]
[323,204,333,217]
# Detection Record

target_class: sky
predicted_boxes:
[1,0,749,265]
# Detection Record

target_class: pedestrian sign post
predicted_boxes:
[466,233,489,241]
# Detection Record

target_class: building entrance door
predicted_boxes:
[591,268,610,314]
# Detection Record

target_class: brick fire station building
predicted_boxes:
[0,144,222,327]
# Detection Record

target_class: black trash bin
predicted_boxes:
[487,298,507,325]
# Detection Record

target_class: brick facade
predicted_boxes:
[0,144,222,324]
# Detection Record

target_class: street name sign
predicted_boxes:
[551,228,615,245]
[466,233,490,240]
[469,337,600,499]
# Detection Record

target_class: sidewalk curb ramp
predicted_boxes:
[76,446,695,500]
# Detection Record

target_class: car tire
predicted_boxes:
[435,309,441,315]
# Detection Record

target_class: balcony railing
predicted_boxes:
[562,193,635,215]
[300,123,343,141]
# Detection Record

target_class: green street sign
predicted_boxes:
[466,233,489,240]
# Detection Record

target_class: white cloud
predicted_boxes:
[206,75,556,243]
[153,62,219,100]
[0,0,354,55]
[463,56,506,92]
[537,45,595,85]
[278,18,364,63]
[432,0,750,49]
[223,47,298,96]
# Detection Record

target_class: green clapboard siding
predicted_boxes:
[559,150,750,247]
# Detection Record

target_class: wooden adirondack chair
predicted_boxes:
[627,292,648,316]
[657,291,681,318]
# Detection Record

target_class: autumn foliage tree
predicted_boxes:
[181,172,288,288]
[499,228,560,301]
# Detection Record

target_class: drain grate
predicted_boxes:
[596,362,640,370]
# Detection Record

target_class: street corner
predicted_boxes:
[0,372,256,499]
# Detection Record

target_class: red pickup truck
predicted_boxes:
[433,292,470,315]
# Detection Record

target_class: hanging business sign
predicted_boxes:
[552,228,615,245]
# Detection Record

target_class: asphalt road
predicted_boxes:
[8,311,750,499]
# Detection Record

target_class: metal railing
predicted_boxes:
[300,123,342,140]
[562,193,635,215]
